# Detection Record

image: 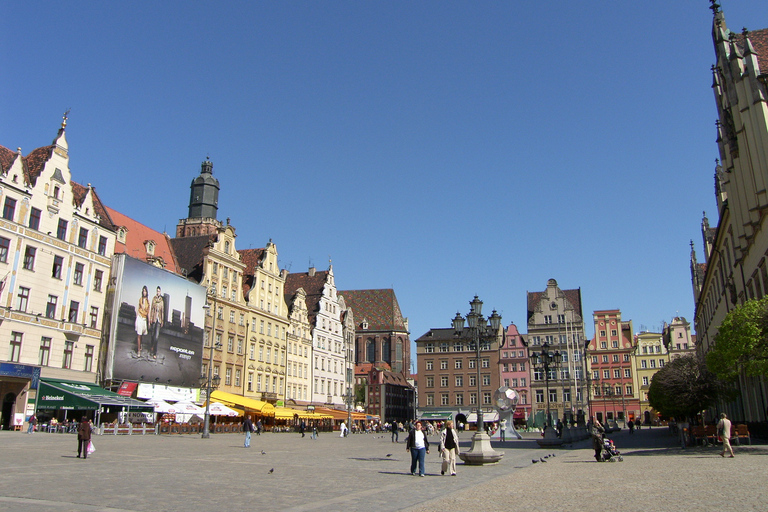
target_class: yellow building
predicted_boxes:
[632,331,667,425]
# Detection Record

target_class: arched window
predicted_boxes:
[382,339,391,364]
[366,338,375,363]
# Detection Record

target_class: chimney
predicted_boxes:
[308,267,316,276]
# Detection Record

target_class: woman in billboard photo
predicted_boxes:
[134,285,150,358]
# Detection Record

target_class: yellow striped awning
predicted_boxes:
[273,407,300,420]
[210,390,275,415]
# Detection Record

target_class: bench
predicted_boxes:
[690,425,707,445]
[732,424,751,445]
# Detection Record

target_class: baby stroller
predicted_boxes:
[599,437,624,462]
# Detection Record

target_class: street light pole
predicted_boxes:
[453,296,504,465]
[201,302,221,439]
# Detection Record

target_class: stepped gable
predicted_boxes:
[238,247,266,295]
[284,270,329,326]
[170,234,217,282]
[339,289,406,332]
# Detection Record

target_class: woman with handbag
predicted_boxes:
[439,420,460,476]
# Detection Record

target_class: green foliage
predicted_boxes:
[354,383,366,406]
[648,354,725,420]
[707,297,768,381]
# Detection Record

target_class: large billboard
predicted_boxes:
[104,255,207,388]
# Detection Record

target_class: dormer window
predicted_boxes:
[53,186,60,200]
[145,240,155,256]
[117,227,127,243]
[224,241,230,253]
[362,319,369,330]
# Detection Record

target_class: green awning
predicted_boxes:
[419,411,453,420]
[37,378,153,412]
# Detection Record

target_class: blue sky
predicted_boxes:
[3,2,766,364]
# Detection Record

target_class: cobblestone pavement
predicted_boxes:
[0,426,764,511]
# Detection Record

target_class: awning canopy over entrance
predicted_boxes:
[313,407,350,420]
[210,390,275,415]
[466,411,499,423]
[37,379,153,412]
[419,411,453,420]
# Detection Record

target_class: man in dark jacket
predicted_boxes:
[405,421,430,476]
[243,416,254,448]
[77,417,92,459]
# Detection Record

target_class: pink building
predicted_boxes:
[499,323,530,425]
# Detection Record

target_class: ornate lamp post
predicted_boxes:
[530,342,562,446]
[453,296,504,464]
[201,303,222,439]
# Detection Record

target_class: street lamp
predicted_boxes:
[529,342,562,445]
[453,296,504,465]
[201,303,222,439]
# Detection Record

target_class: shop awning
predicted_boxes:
[419,411,453,420]
[273,407,301,420]
[313,407,350,420]
[466,411,499,423]
[37,379,153,412]
[210,390,275,415]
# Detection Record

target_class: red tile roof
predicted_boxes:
[284,269,329,326]
[169,235,217,283]
[737,28,768,73]
[105,206,179,273]
[339,289,407,332]
[238,247,266,296]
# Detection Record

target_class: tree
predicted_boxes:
[706,297,768,381]
[648,354,725,420]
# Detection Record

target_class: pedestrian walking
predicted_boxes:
[340,421,348,437]
[499,418,506,441]
[27,414,37,434]
[77,416,92,459]
[256,419,262,435]
[717,413,734,458]
[627,419,634,434]
[391,420,399,443]
[439,420,460,476]
[243,415,254,448]
[299,421,306,438]
[312,426,318,440]
[405,420,430,477]
[591,418,605,462]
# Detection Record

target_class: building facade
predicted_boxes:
[632,331,667,425]
[587,310,639,425]
[662,316,696,361]
[341,288,414,422]
[691,5,768,423]
[527,279,586,426]
[499,323,530,425]
[0,118,116,429]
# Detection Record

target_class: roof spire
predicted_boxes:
[62,108,70,129]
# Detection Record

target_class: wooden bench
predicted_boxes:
[690,425,707,445]
[732,424,751,445]
[704,425,717,444]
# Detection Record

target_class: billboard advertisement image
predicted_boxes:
[106,255,207,388]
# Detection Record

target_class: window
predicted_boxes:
[602,355,608,363]
[10,332,23,362]
[98,236,108,256]
[481,358,489,368]
[440,376,448,387]
[602,369,609,379]
[23,246,36,270]
[612,354,619,362]
[0,237,8,263]
[659,360,665,368]
[612,340,619,348]
[469,393,477,405]
[650,360,656,369]
[424,343,434,353]
[600,342,607,349]
[225,367,232,386]
[3,197,16,221]
[626,385,632,395]
[468,359,476,369]
[613,369,620,379]
[51,256,63,279]
[549,389,557,403]
[426,394,434,406]
[84,345,94,372]
[455,375,463,387]
[592,355,598,363]
[439,342,449,352]
[89,307,99,328]
[425,361,433,371]
[641,359,647,369]
[440,360,448,370]
[455,393,464,405]
[535,389,544,403]
[217,307,223,320]
[235,369,241,387]
[455,359,462,369]
[93,270,103,292]
[454,342,463,351]
[78,227,88,249]
[426,376,434,388]
[624,369,631,378]
[247,373,253,392]
[237,337,243,354]
[63,340,74,369]
[623,354,631,362]
[469,375,476,387]
[73,262,84,285]
[46,295,57,319]
[29,207,41,230]
[519,362,525,372]
[533,369,543,381]
[642,376,649,386]
[563,389,571,402]
[229,310,235,323]
[57,219,68,241]
[68,300,79,323]
[39,337,51,366]
[17,286,30,312]
[483,392,491,405]
[482,374,491,386]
